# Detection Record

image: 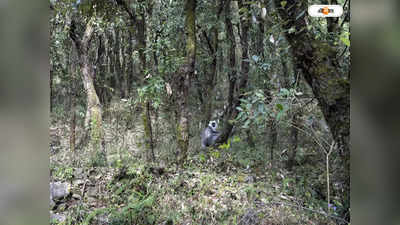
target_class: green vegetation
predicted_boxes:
[50,0,350,224]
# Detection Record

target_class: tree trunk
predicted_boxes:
[69,62,77,153]
[287,111,301,170]
[108,30,117,97]
[200,26,219,123]
[114,29,122,98]
[175,0,196,165]
[269,120,277,168]
[127,31,134,95]
[120,33,127,98]
[70,17,104,161]
[143,101,155,161]
[216,0,250,145]
[324,0,339,34]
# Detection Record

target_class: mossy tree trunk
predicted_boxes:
[274,0,350,217]
[127,31,135,95]
[196,0,226,124]
[199,26,218,124]
[143,101,155,161]
[217,0,237,144]
[287,110,301,170]
[69,52,77,153]
[114,29,123,98]
[216,0,250,145]
[175,0,196,165]
[70,17,105,161]
[269,120,277,168]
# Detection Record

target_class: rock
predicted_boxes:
[86,186,98,197]
[245,175,256,183]
[72,193,81,200]
[50,182,71,201]
[239,208,260,225]
[50,211,66,223]
[74,168,84,179]
[73,179,84,186]
[96,215,109,225]
[50,197,56,209]
[86,197,98,207]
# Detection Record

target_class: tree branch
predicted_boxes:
[116,0,137,24]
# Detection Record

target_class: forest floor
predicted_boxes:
[50,116,339,225]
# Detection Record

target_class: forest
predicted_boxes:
[50,0,350,224]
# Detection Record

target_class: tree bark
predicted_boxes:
[143,101,155,161]
[69,55,77,153]
[114,29,123,98]
[176,0,196,165]
[69,17,104,159]
[200,26,219,123]
[127,31,135,95]
[216,0,250,145]
[287,111,301,170]
[269,120,277,168]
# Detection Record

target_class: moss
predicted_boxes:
[89,107,102,151]
[83,208,109,225]
[176,124,184,152]
[142,103,151,151]
[176,123,188,164]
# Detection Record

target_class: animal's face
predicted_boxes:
[209,120,218,131]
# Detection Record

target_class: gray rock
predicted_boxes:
[50,197,56,209]
[74,168,84,179]
[73,179,84,186]
[86,186,98,197]
[72,193,81,200]
[86,197,98,207]
[245,175,256,183]
[50,211,66,223]
[50,182,71,201]
[97,215,109,225]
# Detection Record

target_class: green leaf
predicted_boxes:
[281,1,287,8]
[233,136,241,143]
[243,119,250,128]
[218,140,231,150]
[238,7,249,14]
[340,32,350,47]
[276,104,283,111]
[210,150,221,158]
[237,111,244,120]
[199,153,206,162]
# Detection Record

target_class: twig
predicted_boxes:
[81,180,87,199]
